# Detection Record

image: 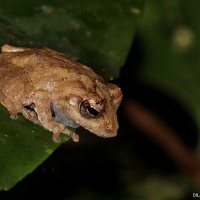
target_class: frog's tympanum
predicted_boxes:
[0,44,122,142]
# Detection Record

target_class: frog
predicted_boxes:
[0,44,122,142]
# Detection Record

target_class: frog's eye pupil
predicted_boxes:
[86,105,99,117]
[80,100,101,119]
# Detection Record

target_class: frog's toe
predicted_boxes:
[63,128,79,142]
[21,108,39,124]
[10,112,19,120]
[52,133,61,143]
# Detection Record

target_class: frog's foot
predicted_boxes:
[10,112,19,120]
[21,108,39,124]
[52,132,61,143]
[52,127,79,143]
[43,121,64,143]
[6,107,19,119]
[63,128,79,142]
[0,99,19,119]
[9,103,39,124]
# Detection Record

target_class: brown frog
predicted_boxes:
[0,44,122,142]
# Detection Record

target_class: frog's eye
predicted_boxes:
[80,100,103,119]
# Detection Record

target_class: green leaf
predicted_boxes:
[0,0,144,190]
[137,0,200,132]
[0,105,67,190]
[0,0,144,80]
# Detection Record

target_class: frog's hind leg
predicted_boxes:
[0,67,39,123]
[21,101,39,124]
[0,91,19,119]
[0,74,39,124]
[0,91,39,124]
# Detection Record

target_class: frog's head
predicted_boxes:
[52,80,122,140]
[73,82,122,138]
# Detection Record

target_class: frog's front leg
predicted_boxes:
[33,90,79,142]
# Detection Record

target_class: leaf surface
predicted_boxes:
[0,0,144,190]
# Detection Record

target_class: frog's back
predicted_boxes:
[0,45,103,84]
